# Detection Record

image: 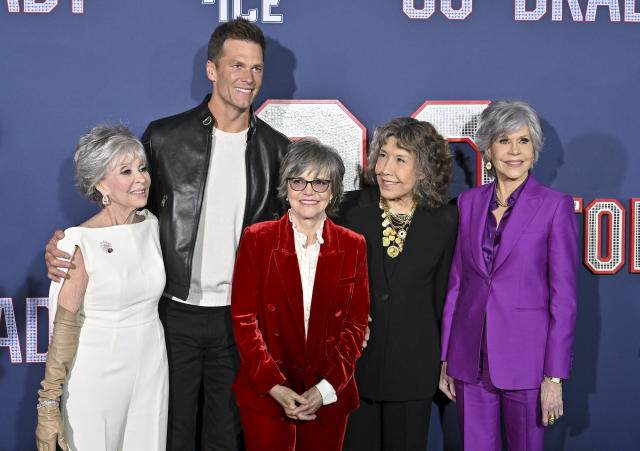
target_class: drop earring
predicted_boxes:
[102,194,110,205]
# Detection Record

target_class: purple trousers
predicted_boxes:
[453,336,545,451]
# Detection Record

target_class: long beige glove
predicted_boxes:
[35,306,81,451]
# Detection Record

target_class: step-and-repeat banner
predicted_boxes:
[1,1,638,449]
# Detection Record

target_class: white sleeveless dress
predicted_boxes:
[48,210,168,451]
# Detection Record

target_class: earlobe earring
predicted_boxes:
[102,194,110,206]
[485,161,492,171]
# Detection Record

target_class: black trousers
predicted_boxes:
[159,297,244,451]
[343,397,432,451]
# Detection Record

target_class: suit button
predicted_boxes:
[334,310,343,317]
[380,294,390,302]
[274,332,280,337]
[267,304,276,312]
[325,337,335,343]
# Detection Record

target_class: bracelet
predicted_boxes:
[37,400,59,409]
[544,376,563,384]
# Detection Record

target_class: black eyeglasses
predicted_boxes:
[287,177,332,193]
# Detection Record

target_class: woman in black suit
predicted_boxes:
[340,118,457,451]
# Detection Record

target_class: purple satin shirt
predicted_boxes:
[482,176,529,274]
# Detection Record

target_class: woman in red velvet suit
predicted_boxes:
[231,138,370,451]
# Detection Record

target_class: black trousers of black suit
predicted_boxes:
[343,397,432,451]
[159,296,244,451]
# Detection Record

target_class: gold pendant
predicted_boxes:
[387,245,400,258]
[382,236,390,247]
[382,219,390,227]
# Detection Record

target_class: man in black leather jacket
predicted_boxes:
[46,18,289,451]
[142,19,290,450]
[142,94,288,303]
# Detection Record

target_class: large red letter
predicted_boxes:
[26,297,49,363]
[0,298,22,363]
[584,199,625,274]
[7,0,19,12]
[552,0,584,21]
[24,0,58,13]
[72,0,83,14]
[585,0,621,21]
[630,198,640,273]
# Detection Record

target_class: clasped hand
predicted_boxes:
[268,385,323,421]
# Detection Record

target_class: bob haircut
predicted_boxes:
[277,138,345,217]
[207,17,266,63]
[364,117,452,209]
[475,100,544,177]
[74,124,147,204]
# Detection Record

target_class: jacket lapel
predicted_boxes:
[272,214,307,345]
[492,176,544,273]
[356,189,390,293]
[470,183,493,277]
[307,220,344,355]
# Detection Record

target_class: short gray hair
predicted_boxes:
[277,138,345,216]
[475,100,544,177]
[74,124,146,203]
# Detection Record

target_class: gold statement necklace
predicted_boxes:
[380,200,417,258]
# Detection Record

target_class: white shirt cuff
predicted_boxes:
[315,378,337,405]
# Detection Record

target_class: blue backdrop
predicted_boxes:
[1,1,639,449]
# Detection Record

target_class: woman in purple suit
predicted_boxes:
[439,100,578,450]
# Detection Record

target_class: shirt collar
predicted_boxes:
[289,210,325,248]
[489,174,529,211]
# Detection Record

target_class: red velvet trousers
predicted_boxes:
[239,408,348,451]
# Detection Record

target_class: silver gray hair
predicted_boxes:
[475,100,544,177]
[277,138,345,216]
[74,124,147,203]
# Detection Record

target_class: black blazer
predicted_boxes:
[335,187,458,401]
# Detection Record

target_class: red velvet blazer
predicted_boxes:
[231,213,370,424]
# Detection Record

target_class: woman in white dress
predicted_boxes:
[35,124,168,451]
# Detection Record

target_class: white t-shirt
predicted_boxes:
[184,127,248,307]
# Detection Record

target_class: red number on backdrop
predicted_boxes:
[412,100,490,186]
[256,100,366,191]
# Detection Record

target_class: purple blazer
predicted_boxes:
[441,176,578,390]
